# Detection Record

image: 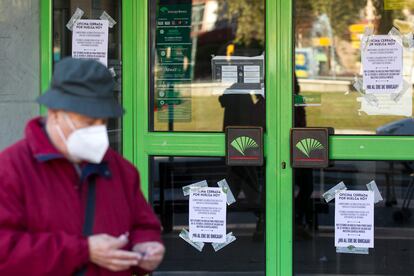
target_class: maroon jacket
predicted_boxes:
[0,117,162,275]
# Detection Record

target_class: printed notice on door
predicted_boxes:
[335,191,374,248]
[72,19,109,66]
[189,187,226,243]
[362,35,402,94]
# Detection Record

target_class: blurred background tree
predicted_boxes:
[220,0,409,46]
[309,0,367,39]
[218,0,264,46]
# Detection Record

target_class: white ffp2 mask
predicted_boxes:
[56,114,109,164]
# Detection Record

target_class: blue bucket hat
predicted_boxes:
[37,57,124,118]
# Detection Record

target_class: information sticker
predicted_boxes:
[189,187,227,243]
[362,35,403,94]
[72,19,109,67]
[384,0,411,10]
[335,191,374,248]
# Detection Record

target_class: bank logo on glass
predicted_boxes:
[295,138,324,157]
[231,136,259,156]
[160,7,169,13]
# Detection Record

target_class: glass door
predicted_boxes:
[146,0,267,275]
[133,0,295,274]
[293,1,414,275]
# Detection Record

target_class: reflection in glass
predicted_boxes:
[294,1,414,135]
[53,0,123,152]
[150,0,265,132]
[294,161,414,275]
[150,157,265,275]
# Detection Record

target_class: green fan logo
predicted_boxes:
[296,138,324,157]
[231,136,259,156]
[160,6,169,13]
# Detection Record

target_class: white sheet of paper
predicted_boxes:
[335,191,374,248]
[362,35,403,94]
[189,187,227,243]
[358,85,412,116]
[72,19,109,67]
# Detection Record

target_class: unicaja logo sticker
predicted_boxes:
[295,138,324,157]
[231,136,258,156]
[160,7,169,13]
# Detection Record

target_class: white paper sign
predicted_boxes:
[72,19,109,66]
[357,85,412,117]
[189,187,226,243]
[363,35,403,94]
[335,191,374,248]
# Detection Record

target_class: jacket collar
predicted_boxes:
[25,117,111,179]
[25,117,64,162]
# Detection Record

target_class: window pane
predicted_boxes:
[294,1,414,135]
[53,0,123,152]
[150,0,265,132]
[0,0,40,150]
[150,157,265,274]
[294,161,414,275]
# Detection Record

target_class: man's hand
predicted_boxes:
[132,242,165,271]
[88,234,142,272]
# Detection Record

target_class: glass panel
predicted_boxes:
[294,1,414,135]
[294,161,414,275]
[53,0,123,152]
[150,157,265,275]
[150,0,265,132]
[0,0,40,150]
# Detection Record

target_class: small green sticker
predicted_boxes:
[294,94,321,106]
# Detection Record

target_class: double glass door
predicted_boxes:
[46,0,414,275]
[144,0,414,275]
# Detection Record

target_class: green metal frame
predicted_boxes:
[39,0,52,115]
[39,0,414,275]
[122,0,136,165]
[271,0,293,275]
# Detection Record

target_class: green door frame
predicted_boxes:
[39,0,414,275]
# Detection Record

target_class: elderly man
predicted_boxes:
[0,58,164,275]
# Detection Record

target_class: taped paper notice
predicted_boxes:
[362,35,403,94]
[182,180,208,196]
[360,26,374,51]
[66,8,84,31]
[336,246,369,255]
[353,77,364,94]
[217,179,236,205]
[179,229,205,252]
[388,27,403,47]
[366,180,384,204]
[189,187,227,243]
[211,232,237,252]
[108,67,116,77]
[403,33,414,48]
[322,182,347,203]
[72,19,109,67]
[335,190,374,248]
[390,80,412,103]
[99,11,117,28]
[357,85,412,116]
[353,78,380,107]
